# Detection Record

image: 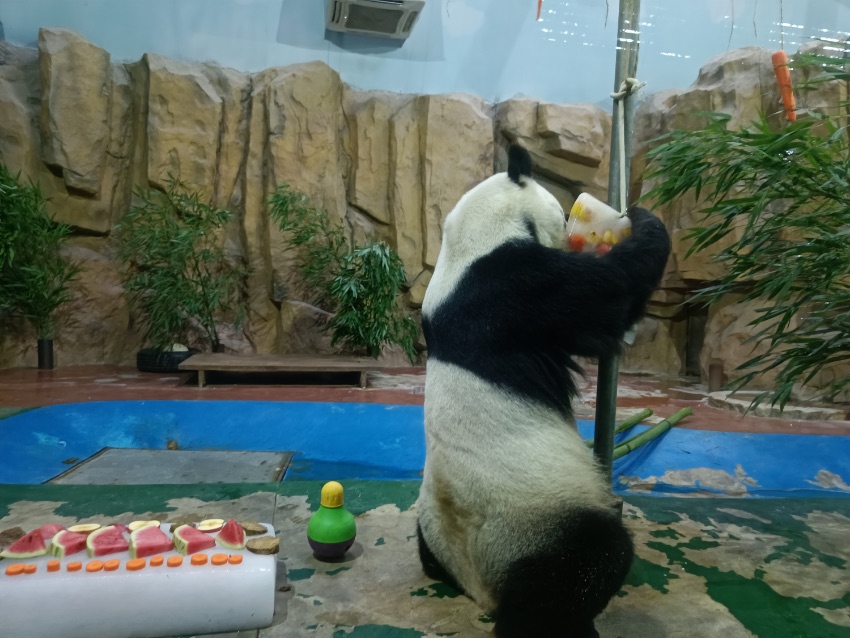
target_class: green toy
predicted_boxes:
[307,481,357,559]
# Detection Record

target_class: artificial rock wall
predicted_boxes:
[630,42,848,390]
[0,28,612,368]
[1,28,833,391]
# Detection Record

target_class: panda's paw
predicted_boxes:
[626,205,656,224]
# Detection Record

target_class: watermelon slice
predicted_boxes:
[129,525,173,559]
[172,524,216,555]
[36,524,66,543]
[86,525,129,558]
[215,519,246,550]
[50,530,89,558]
[0,530,48,559]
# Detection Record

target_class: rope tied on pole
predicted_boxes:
[610,76,646,101]
[610,77,646,216]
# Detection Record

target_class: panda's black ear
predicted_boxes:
[507,144,533,186]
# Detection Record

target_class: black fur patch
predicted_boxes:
[423,207,670,417]
[492,507,633,638]
[507,144,533,185]
[416,523,465,594]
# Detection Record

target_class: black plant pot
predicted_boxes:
[136,348,199,373]
[37,339,55,370]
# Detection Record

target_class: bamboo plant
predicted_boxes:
[642,52,850,410]
[0,165,79,368]
[116,176,247,356]
[268,184,418,362]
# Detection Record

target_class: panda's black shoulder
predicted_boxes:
[507,145,533,185]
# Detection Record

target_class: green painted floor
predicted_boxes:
[1,482,848,637]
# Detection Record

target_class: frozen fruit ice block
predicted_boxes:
[566,193,631,255]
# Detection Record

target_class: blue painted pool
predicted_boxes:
[1,401,849,497]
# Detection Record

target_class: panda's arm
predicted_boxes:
[490,206,670,358]
[601,206,671,329]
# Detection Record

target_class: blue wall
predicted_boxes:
[3,1,850,106]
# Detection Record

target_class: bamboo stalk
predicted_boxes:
[586,408,654,448]
[614,408,654,435]
[612,407,693,460]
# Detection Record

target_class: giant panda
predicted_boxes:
[416,144,671,638]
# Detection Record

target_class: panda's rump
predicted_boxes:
[420,465,632,617]
[421,362,623,608]
[490,504,633,635]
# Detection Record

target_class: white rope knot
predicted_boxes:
[610,77,646,101]
[611,76,645,215]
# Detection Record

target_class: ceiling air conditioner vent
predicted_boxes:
[326,0,425,40]
[330,1,343,23]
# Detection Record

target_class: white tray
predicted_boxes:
[0,523,277,638]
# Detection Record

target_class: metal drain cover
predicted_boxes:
[49,448,294,485]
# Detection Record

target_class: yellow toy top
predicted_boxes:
[320,481,345,508]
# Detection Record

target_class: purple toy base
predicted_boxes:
[308,536,356,561]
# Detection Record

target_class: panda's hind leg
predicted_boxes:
[416,522,465,595]
[492,507,633,638]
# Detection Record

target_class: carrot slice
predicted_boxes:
[228,554,243,565]
[5,563,25,576]
[126,558,146,571]
[104,559,120,571]
[47,560,60,573]
[67,561,82,572]
[211,553,228,566]
[166,555,183,568]
[86,561,104,572]
[191,553,208,566]
[150,555,164,567]
[23,564,37,574]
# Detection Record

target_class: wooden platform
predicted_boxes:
[178,353,385,388]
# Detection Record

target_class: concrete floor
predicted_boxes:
[1,482,848,637]
[1,365,850,637]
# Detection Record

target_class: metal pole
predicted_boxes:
[593,0,642,482]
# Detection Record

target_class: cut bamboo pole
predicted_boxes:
[586,408,653,448]
[612,407,693,460]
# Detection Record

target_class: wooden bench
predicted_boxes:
[178,353,385,388]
